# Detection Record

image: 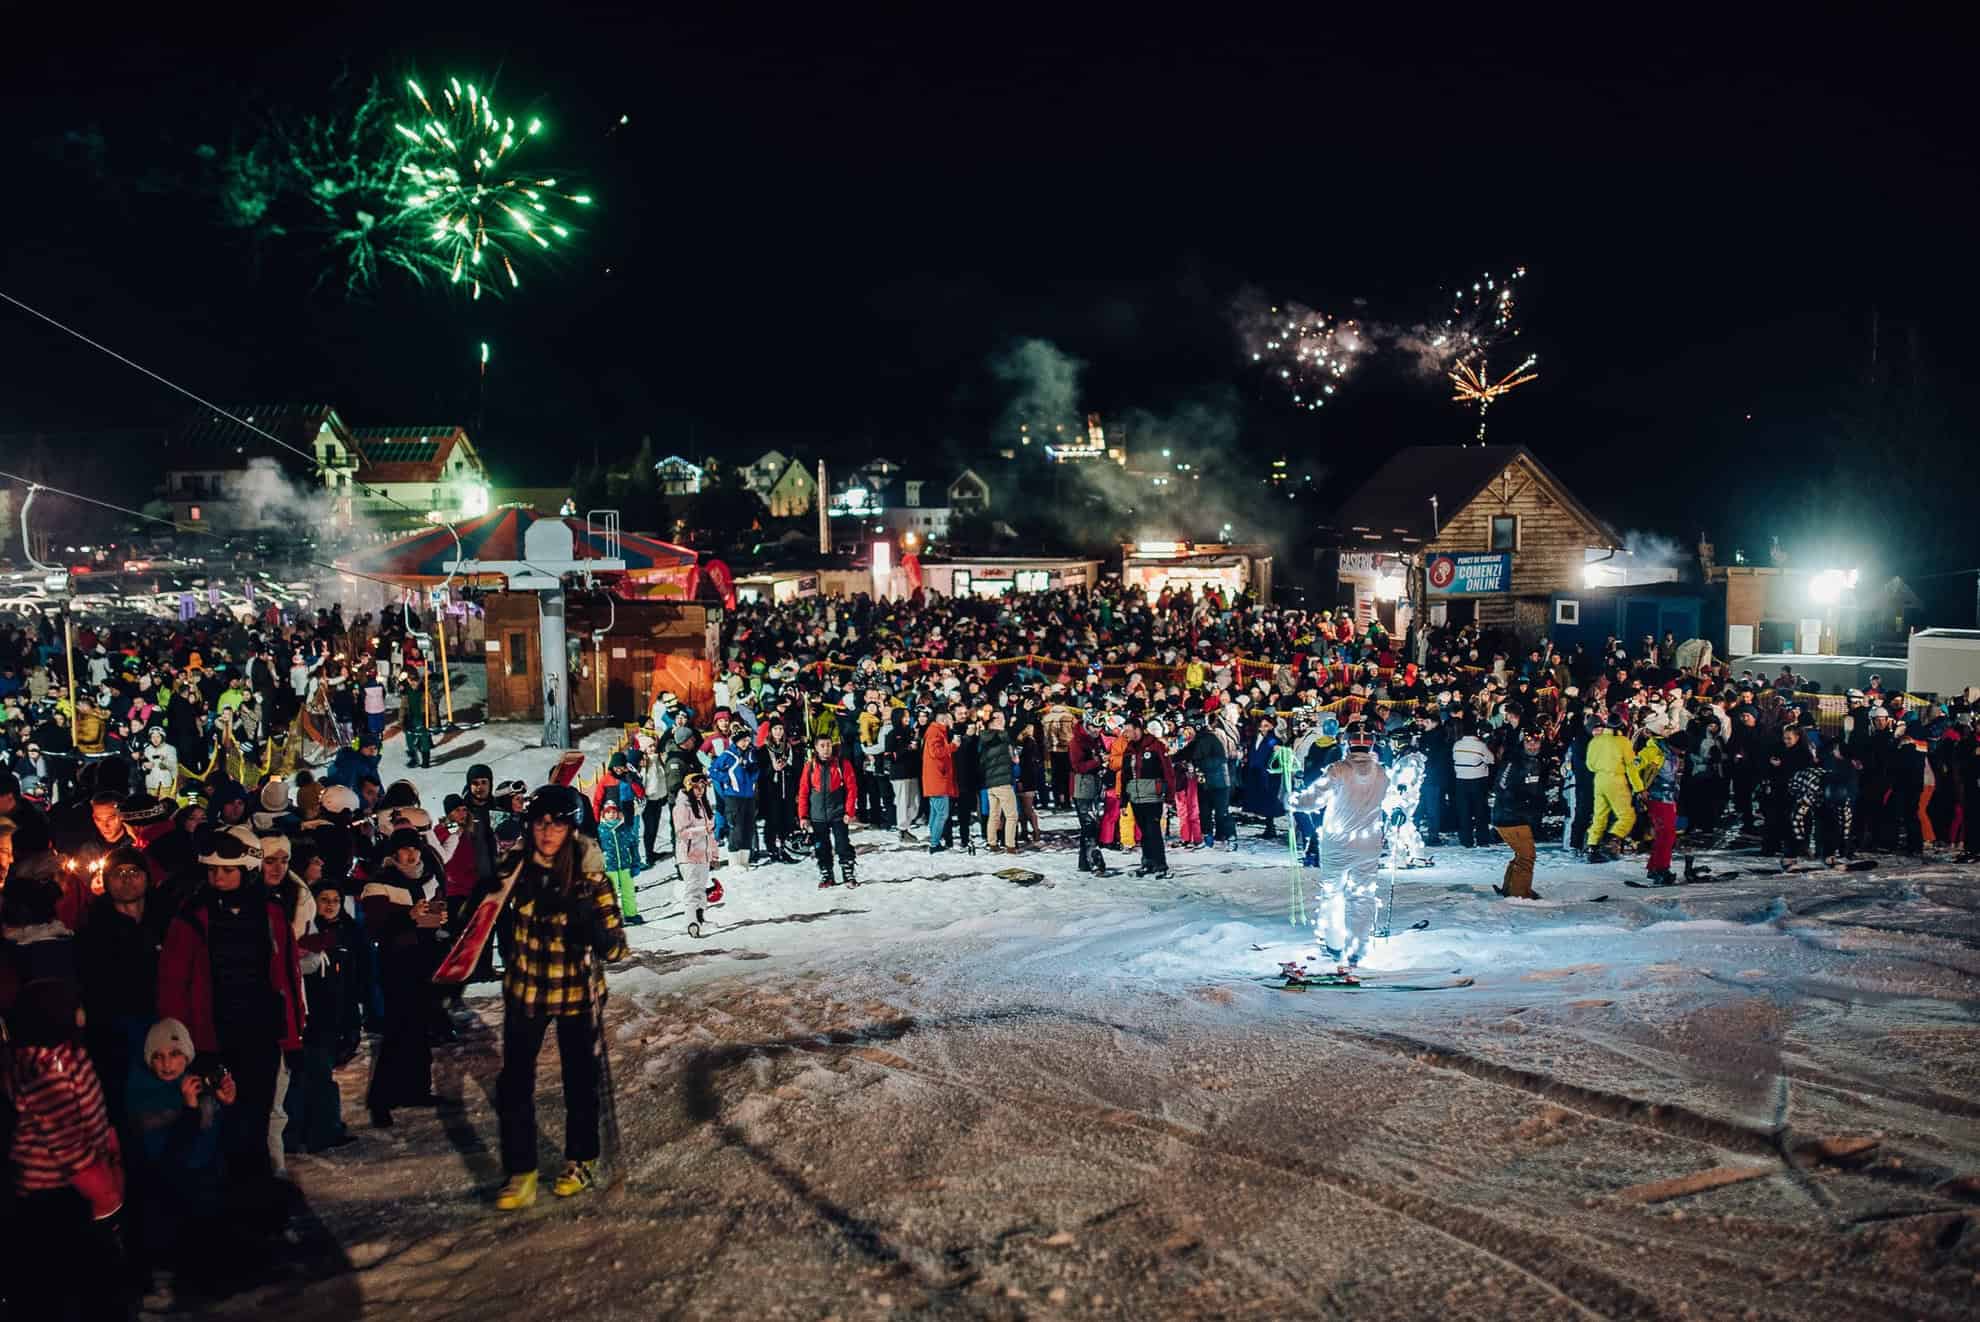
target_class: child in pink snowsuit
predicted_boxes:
[1175,767,1203,846]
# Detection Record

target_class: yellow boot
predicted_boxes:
[494,1171,537,1210]
[552,1159,597,1198]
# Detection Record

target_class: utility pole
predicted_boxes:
[817,459,830,554]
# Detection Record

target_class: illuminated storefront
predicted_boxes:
[1119,541,1274,603]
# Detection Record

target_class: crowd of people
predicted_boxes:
[4,577,1976,1315]
[631,586,1974,902]
[0,600,616,1315]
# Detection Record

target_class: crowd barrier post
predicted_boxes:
[62,608,78,725]
[435,620,456,726]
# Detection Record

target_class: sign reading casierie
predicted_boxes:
[1426,553,1511,595]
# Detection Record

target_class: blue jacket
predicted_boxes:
[1643,737,1682,804]
[124,1061,225,1216]
[712,744,759,799]
[597,819,639,872]
[324,744,380,790]
[1242,735,1282,816]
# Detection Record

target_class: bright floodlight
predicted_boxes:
[871,540,892,600]
[1809,568,1857,604]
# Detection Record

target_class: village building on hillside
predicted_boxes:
[164,403,360,533]
[826,465,997,544]
[738,449,791,497]
[653,454,706,495]
[752,456,817,517]
[349,426,491,529]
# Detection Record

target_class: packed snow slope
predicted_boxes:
[211,724,1979,1320]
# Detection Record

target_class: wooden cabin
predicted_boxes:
[483,594,720,724]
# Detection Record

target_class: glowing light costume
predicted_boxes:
[1308,754,1390,969]
[1382,750,1431,868]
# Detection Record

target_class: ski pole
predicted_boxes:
[1380,850,1397,941]
[589,946,623,1185]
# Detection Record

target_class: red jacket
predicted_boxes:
[435,820,482,898]
[1068,724,1106,775]
[589,768,645,816]
[796,757,860,823]
[921,723,958,797]
[1117,734,1178,803]
[157,893,305,1054]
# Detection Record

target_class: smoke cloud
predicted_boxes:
[990,338,1084,443]
[983,338,1274,550]
[230,457,354,532]
[1614,529,1692,575]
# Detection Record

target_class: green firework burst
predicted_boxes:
[393,76,591,299]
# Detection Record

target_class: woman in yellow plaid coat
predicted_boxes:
[489,785,630,1210]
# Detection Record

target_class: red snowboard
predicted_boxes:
[433,871,513,985]
[434,751,586,985]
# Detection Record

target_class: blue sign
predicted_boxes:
[1426,553,1511,595]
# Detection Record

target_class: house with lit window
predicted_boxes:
[739,449,791,497]
[349,426,491,528]
[826,465,998,543]
[756,457,817,517]
[1319,444,1623,638]
[163,403,360,532]
[653,455,706,495]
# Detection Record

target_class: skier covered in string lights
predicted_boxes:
[1381,748,1433,869]
[1306,720,1391,983]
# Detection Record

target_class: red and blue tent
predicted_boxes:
[337,509,698,590]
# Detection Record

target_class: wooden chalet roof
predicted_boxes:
[1326,444,1623,548]
[349,426,473,484]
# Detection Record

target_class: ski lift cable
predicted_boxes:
[0,286,467,584]
[0,466,418,596]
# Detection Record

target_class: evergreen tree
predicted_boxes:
[622,434,664,532]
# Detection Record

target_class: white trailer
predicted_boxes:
[1906,629,1980,699]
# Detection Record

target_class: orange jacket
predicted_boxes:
[921,722,958,797]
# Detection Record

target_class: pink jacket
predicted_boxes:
[672,794,717,864]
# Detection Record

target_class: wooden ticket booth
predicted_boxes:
[484,593,721,724]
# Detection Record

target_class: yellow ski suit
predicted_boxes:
[1584,729,1646,848]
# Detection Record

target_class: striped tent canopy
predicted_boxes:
[337,509,697,586]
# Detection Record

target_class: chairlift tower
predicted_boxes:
[17,486,80,707]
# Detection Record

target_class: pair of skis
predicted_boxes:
[1623,856,1878,888]
[1264,961,1473,992]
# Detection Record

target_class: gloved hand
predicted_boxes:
[563,891,598,952]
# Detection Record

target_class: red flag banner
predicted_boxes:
[703,558,737,610]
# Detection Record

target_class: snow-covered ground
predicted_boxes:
[212,724,1980,1319]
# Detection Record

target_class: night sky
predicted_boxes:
[5,14,1976,585]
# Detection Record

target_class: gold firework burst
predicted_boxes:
[1449,355,1538,442]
